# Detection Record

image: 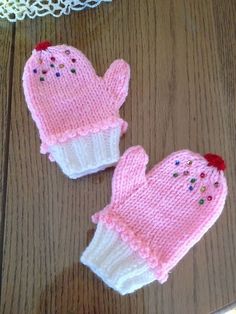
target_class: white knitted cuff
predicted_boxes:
[80,222,156,295]
[48,126,121,179]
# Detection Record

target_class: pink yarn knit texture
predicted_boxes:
[22,43,130,153]
[92,146,228,283]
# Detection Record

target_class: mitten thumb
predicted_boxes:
[111,146,148,205]
[103,59,130,111]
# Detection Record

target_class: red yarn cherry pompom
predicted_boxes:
[35,41,52,51]
[204,153,226,171]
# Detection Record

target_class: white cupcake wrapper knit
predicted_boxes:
[48,126,121,179]
[80,222,156,295]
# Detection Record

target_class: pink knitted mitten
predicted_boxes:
[81,146,228,295]
[23,41,130,179]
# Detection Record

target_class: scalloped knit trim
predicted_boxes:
[92,212,169,283]
[40,117,128,154]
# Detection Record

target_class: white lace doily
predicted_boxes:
[0,0,112,22]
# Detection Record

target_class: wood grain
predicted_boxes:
[0,0,236,313]
[0,21,14,294]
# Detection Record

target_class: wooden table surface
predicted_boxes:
[0,1,236,313]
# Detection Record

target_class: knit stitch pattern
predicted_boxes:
[22,43,130,178]
[92,146,228,284]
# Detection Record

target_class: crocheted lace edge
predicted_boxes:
[40,117,127,154]
[92,212,169,283]
[0,1,112,22]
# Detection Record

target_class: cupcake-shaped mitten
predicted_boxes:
[81,146,228,295]
[23,41,130,179]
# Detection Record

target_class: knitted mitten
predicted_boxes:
[81,146,228,295]
[23,41,130,179]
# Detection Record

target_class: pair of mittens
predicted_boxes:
[81,146,227,295]
[23,43,228,295]
[23,41,130,179]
